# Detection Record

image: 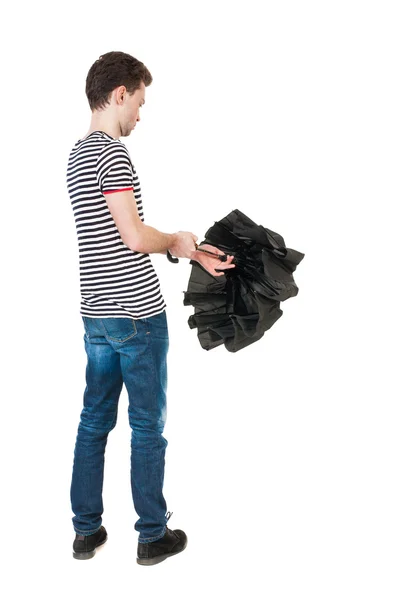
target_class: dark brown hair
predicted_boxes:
[85,51,153,112]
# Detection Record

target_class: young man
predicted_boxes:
[65,51,236,565]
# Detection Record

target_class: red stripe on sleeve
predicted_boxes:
[103,187,134,195]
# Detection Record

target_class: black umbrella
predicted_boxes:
[168,209,305,352]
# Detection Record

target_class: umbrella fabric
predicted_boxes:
[183,209,305,352]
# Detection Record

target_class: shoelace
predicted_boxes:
[165,511,180,540]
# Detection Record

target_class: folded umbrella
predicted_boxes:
[180,208,305,352]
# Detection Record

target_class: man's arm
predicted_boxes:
[103,184,237,275]
[104,188,177,254]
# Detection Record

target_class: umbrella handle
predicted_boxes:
[167,250,179,263]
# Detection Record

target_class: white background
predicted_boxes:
[1,1,399,598]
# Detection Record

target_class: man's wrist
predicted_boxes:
[167,233,177,252]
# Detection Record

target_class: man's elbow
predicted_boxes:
[122,235,143,252]
[123,226,145,253]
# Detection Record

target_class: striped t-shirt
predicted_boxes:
[66,130,167,319]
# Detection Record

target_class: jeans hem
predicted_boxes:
[138,525,166,544]
[74,525,102,536]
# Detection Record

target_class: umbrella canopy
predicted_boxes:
[182,209,305,352]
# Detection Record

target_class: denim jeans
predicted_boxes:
[70,309,170,543]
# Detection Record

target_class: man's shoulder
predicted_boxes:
[100,138,131,157]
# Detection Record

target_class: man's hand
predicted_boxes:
[191,244,236,277]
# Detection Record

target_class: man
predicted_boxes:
[65,51,236,565]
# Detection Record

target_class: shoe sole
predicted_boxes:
[136,538,187,566]
[73,535,108,560]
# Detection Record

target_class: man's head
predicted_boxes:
[85,51,152,138]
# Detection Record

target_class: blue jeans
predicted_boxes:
[70,309,170,543]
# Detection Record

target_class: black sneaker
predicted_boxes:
[137,512,187,566]
[73,526,108,560]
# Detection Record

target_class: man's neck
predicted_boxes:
[84,124,119,140]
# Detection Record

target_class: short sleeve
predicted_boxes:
[96,142,134,195]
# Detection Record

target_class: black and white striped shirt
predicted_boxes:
[66,130,167,319]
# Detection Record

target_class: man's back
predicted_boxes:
[66,130,167,319]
